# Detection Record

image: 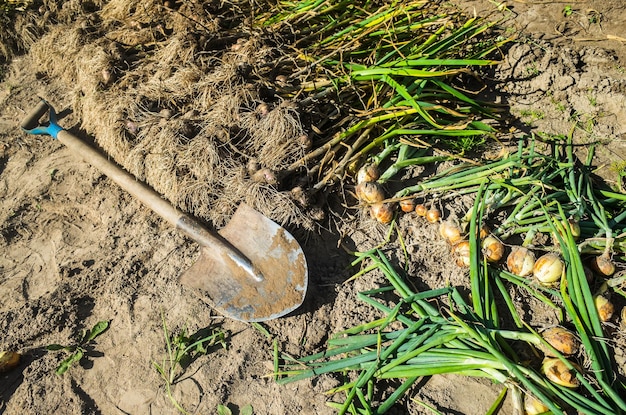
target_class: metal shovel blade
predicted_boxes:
[179,203,308,322]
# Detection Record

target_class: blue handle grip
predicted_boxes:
[20,99,64,139]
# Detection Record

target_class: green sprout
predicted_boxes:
[46,320,110,375]
[153,314,227,415]
[562,5,574,17]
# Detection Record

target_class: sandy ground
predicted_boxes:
[2,1,626,414]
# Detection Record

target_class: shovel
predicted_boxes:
[21,99,308,322]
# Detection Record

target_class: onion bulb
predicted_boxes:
[0,351,20,373]
[540,327,580,357]
[356,182,385,204]
[482,235,504,263]
[594,293,614,322]
[439,221,463,245]
[399,198,417,213]
[290,186,311,207]
[356,163,380,184]
[568,218,581,240]
[524,395,550,415]
[479,224,490,240]
[452,240,471,267]
[590,254,615,277]
[506,247,536,277]
[425,207,441,223]
[370,203,394,224]
[101,68,114,86]
[541,358,581,388]
[251,168,279,185]
[415,204,427,217]
[533,253,564,287]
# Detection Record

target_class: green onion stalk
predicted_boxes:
[274,247,625,414]
[259,1,511,190]
[391,136,626,253]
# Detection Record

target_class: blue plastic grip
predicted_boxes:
[20,99,64,139]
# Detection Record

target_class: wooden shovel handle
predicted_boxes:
[56,130,183,224]
[56,130,264,281]
[56,130,221,246]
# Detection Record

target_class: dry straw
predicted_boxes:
[24,0,314,228]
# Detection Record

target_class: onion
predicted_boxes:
[101,68,114,86]
[370,203,394,224]
[425,207,441,223]
[452,240,471,267]
[590,254,615,277]
[355,182,385,204]
[399,198,417,213]
[479,224,490,240]
[540,327,580,357]
[568,218,581,240]
[297,134,312,150]
[506,246,536,277]
[481,235,504,263]
[541,358,581,388]
[533,253,564,287]
[524,395,550,415]
[414,204,427,217]
[356,162,380,184]
[251,168,279,185]
[247,158,260,174]
[290,186,311,207]
[0,351,20,373]
[439,221,463,245]
[594,293,614,322]
[125,120,139,135]
[553,218,581,244]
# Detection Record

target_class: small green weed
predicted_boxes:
[153,314,227,414]
[217,404,253,415]
[46,320,110,375]
[587,10,601,24]
[562,5,574,17]
[525,63,540,76]
[519,109,545,125]
[587,90,598,106]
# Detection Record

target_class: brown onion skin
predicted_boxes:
[540,327,580,357]
[452,240,471,267]
[594,294,614,322]
[425,208,441,223]
[533,253,564,287]
[439,221,463,245]
[415,204,427,217]
[506,246,536,277]
[589,254,615,277]
[482,235,504,263]
[399,199,417,213]
[356,182,385,204]
[0,351,20,373]
[356,163,380,184]
[370,203,394,224]
[542,358,581,388]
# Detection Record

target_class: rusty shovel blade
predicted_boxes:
[179,203,308,322]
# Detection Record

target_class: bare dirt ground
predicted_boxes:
[1,1,626,414]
